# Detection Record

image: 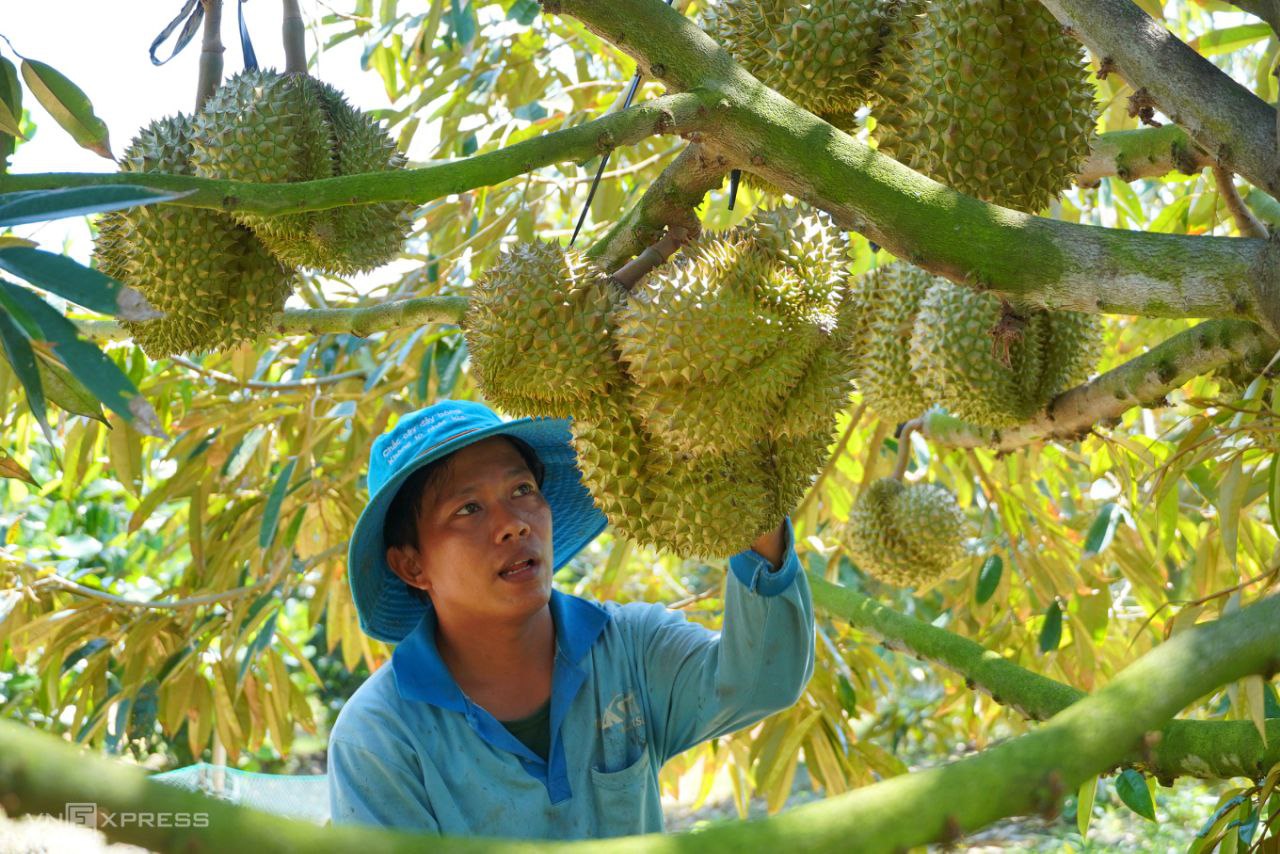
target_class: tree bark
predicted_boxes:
[1038,0,1280,198]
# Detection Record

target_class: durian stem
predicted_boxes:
[588,142,731,272]
[609,226,690,292]
[919,319,1275,452]
[3,586,1278,851]
[1213,166,1270,238]
[891,418,922,480]
[1076,125,1209,187]
[795,401,866,518]
[282,0,306,74]
[808,575,1280,782]
[73,295,468,342]
[195,0,225,113]
[1038,0,1280,198]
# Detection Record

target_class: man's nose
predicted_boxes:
[494,501,530,540]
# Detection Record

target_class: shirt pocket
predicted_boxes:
[588,744,654,836]
[590,742,650,790]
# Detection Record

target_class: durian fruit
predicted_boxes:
[615,205,851,455]
[464,241,626,419]
[93,115,295,358]
[570,391,778,557]
[909,278,1102,428]
[705,0,925,119]
[873,0,1096,213]
[852,263,937,423]
[190,69,411,274]
[843,477,966,586]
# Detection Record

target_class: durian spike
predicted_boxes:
[282,0,306,74]
[195,0,225,113]
[891,416,924,480]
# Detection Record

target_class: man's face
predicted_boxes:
[394,436,554,625]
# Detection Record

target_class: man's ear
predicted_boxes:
[386,545,431,593]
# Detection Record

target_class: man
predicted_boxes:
[328,399,815,838]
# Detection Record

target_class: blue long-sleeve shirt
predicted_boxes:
[328,519,815,838]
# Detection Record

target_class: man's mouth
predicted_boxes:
[499,558,538,581]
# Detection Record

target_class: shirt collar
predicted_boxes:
[391,589,612,707]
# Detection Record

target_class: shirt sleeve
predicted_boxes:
[633,518,816,766]
[328,737,441,833]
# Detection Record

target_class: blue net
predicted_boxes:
[150,763,329,825]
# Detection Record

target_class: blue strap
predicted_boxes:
[239,0,259,70]
[149,0,204,66]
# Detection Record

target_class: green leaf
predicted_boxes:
[1082,502,1122,559]
[0,448,37,485]
[259,458,298,549]
[19,58,112,159]
[1077,774,1097,838]
[1115,769,1157,821]
[0,186,187,227]
[836,674,857,715]
[1268,453,1280,540]
[237,612,279,687]
[1192,22,1272,56]
[0,56,22,172]
[1218,454,1247,569]
[34,353,104,422]
[0,247,158,320]
[1155,483,1178,562]
[434,334,466,397]
[0,281,163,437]
[975,554,1002,604]
[507,0,540,24]
[0,85,23,139]
[448,0,477,45]
[1039,600,1063,653]
[0,309,51,444]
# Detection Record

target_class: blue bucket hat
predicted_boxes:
[347,399,608,644]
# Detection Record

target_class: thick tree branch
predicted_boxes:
[1038,0,1280,197]
[809,576,1280,782]
[1076,125,1209,187]
[548,0,1279,331]
[0,92,714,216]
[588,142,731,270]
[918,319,1276,451]
[8,586,1279,851]
[74,295,467,342]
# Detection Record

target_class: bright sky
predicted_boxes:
[4,1,392,267]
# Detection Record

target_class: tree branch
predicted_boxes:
[1076,125,1209,187]
[1214,167,1270,239]
[74,295,468,342]
[588,142,731,271]
[1038,0,1280,198]
[0,92,715,216]
[5,585,1277,851]
[809,575,1280,782]
[548,0,1280,332]
[918,319,1275,451]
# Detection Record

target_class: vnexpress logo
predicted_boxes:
[62,802,210,829]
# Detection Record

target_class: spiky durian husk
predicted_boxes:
[910,278,1102,428]
[615,205,851,455]
[873,0,1096,213]
[464,241,625,419]
[93,115,295,358]
[705,0,926,118]
[190,69,410,273]
[853,263,936,423]
[843,477,966,586]
[570,392,778,558]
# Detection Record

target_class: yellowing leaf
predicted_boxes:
[1244,675,1268,746]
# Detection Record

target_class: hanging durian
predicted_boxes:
[615,205,853,455]
[93,115,296,358]
[190,69,411,274]
[464,240,627,419]
[843,476,966,586]
[909,279,1102,428]
[873,0,1096,213]
[850,263,936,424]
[705,0,925,120]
